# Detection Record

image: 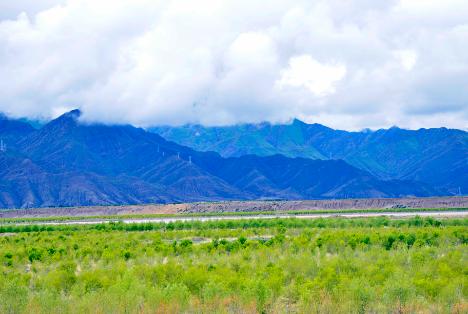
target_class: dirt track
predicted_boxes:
[0,196,466,218]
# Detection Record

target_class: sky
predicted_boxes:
[0,0,467,130]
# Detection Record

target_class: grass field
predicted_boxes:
[0,216,467,313]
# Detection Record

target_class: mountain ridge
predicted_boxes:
[0,110,444,208]
[150,119,467,193]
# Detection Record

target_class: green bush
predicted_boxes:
[0,218,465,313]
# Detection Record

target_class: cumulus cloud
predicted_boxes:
[0,0,467,130]
[393,50,417,71]
[277,55,346,97]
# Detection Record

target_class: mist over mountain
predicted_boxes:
[0,110,443,209]
[151,119,468,194]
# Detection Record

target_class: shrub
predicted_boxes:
[28,248,43,262]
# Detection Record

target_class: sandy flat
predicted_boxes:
[0,196,466,218]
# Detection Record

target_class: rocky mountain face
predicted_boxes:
[152,119,468,194]
[0,110,443,208]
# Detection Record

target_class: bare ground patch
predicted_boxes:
[0,196,466,218]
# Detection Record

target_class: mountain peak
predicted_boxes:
[61,109,82,119]
[292,118,306,126]
[54,109,82,123]
[42,109,82,132]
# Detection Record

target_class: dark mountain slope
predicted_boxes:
[0,152,182,208]
[203,154,438,199]
[0,110,443,208]
[151,120,467,193]
[0,114,36,146]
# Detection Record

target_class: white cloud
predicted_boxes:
[0,0,467,130]
[277,55,346,96]
[0,0,66,20]
[393,49,417,71]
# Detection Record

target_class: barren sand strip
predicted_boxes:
[3,210,467,226]
[0,196,467,218]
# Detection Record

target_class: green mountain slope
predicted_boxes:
[150,120,468,193]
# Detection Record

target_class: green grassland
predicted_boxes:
[0,217,467,313]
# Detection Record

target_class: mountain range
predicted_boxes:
[0,110,446,208]
[152,119,468,194]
